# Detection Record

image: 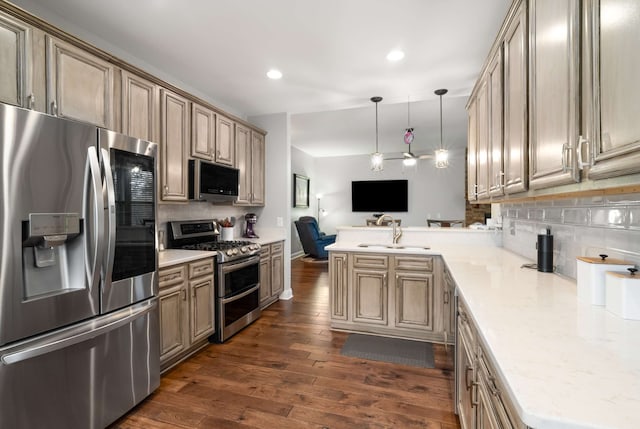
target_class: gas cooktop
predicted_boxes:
[167,220,260,263]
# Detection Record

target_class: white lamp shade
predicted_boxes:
[370,152,384,171]
[435,149,449,168]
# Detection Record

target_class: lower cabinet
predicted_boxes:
[158,257,215,371]
[329,251,451,343]
[456,299,525,429]
[394,256,435,332]
[260,241,284,308]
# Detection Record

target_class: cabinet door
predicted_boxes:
[456,326,477,429]
[475,79,490,200]
[503,2,528,194]
[329,252,348,321]
[159,284,188,364]
[442,269,456,345]
[160,88,189,201]
[235,123,251,205]
[216,113,234,166]
[0,11,31,108]
[528,0,580,189]
[191,102,215,161]
[121,70,157,141]
[586,0,640,179]
[352,268,387,325]
[477,381,500,429]
[467,96,479,201]
[270,242,284,297]
[487,48,504,197]
[46,36,114,128]
[259,254,271,305]
[394,272,434,331]
[189,276,215,343]
[251,131,266,206]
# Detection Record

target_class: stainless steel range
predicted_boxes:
[168,220,261,342]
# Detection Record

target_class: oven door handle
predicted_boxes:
[221,283,260,304]
[221,255,260,274]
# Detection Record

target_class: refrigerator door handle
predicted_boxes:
[100,148,117,287]
[85,147,105,291]
[1,300,156,365]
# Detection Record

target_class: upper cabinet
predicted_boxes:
[46,35,114,128]
[502,1,528,194]
[250,131,266,206]
[191,102,215,161]
[468,0,640,202]
[584,0,640,179]
[0,11,32,108]
[467,96,479,201]
[121,70,158,142]
[160,88,190,202]
[216,113,235,166]
[475,80,490,200]
[528,0,581,189]
[0,4,269,206]
[235,123,251,205]
[235,124,265,206]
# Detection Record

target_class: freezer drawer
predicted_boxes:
[0,299,159,429]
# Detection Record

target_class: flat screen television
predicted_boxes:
[351,180,408,212]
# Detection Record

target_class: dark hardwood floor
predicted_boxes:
[110,258,460,429]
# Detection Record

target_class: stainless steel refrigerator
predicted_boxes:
[0,103,160,428]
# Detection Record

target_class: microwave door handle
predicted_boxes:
[85,147,104,292]
[100,148,116,287]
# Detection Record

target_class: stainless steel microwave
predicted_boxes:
[188,159,239,202]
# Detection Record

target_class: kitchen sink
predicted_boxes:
[357,243,430,250]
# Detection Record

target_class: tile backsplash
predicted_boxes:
[500,193,640,279]
[157,202,254,248]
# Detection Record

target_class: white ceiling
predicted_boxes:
[11,0,511,157]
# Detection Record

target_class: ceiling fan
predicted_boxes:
[385,96,433,163]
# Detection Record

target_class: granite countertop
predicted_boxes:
[328,232,640,429]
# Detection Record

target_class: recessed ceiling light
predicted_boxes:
[267,69,283,79]
[386,50,405,62]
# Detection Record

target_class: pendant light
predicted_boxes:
[434,88,449,168]
[370,96,384,171]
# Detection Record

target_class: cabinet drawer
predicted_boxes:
[394,256,433,272]
[159,265,186,288]
[189,258,214,279]
[271,241,284,254]
[260,246,270,257]
[353,253,388,269]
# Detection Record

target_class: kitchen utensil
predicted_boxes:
[576,254,634,305]
[606,268,640,319]
[537,228,554,273]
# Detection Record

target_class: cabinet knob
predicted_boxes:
[51,100,58,116]
[28,93,35,109]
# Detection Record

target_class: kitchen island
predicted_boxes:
[327,226,640,429]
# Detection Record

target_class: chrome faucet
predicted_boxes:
[376,214,402,244]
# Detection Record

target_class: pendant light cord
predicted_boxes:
[439,93,443,150]
[375,101,379,152]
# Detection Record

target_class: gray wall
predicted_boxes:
[500,193,640,279]
[314,151,466,235]
[290,146,316,256]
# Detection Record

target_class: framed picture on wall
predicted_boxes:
[293,174,310,208]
